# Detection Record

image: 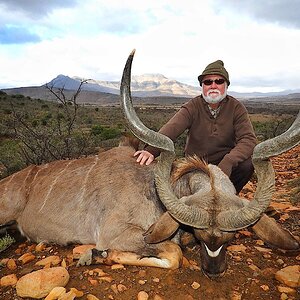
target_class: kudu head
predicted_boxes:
[120,50,300,278]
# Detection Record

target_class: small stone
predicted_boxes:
[0,258,9,266]
[72,244,96,259]
[35,255,61,267]
[111,264,125,270]
[16,267,70,298]
[117,284,127,292]
[69,287,84,297]
[88,277,98,286]
[275,265,300,287]
[277,259,285,265]
[248,264,260,272]
[153,295,164,300]
[227,244,247,253]
[7,258,17,270]
[280,293,288,300]
[260,285,269,291]
[27,244,37,252]
[138,291,149,300]
[110,283,118,294]
[191,281,200,290]
[58,290,76,300]
[230,291,242,300]
[93,268,108,277]
[256,240,264,246]
[61,259,67,268]
[44,286,66,300]
[35,242,47,252]
[152,277,160,283]
[138,279,146,285]
[86,294,100,300]
[182,256,190,267]
[18,252,36,264]
[254,246,272,253]
[0,274,18,286]
[277,285,296,295]
[98,276,113,283]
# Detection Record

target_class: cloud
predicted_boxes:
[214,0,300,28]
[0,25,41,44]
[0,0,79,18]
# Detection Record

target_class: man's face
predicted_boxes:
[201,75,227,104]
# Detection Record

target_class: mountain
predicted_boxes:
[1,74,300,106]
[48,74,199,97]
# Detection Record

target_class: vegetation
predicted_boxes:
[0,90,298,184]
[0,233,15,253]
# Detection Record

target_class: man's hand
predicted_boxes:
[134,150,154,165]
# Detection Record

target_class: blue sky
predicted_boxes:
[0,0,300,93]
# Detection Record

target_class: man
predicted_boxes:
[134,60,257,193]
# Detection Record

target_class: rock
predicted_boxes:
[275,265,300,288]
[277,285,296,295]
[35,255,61,267]
[111,283,118,294]
[230,291,242,300]
[138,291,149,300]
[254,246,272,253]
[72,244,95,259]
[98,276,113,283]
[86,295,100,300]
[117,283,127,292]
[111,263,125,270]
[227,244,247,253]
[7,258,17,270]
[57,290,76,300]
[18,252,36,264]
[0,274,18,286]
[280,293,288,300]
[16,267,70,298]
[260,285,269,291]
[44,286,66,300]
[248,264,260,272]
[191,281,200,289]
[69,287,84,297]
[35,242,47,252]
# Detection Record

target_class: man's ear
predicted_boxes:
[143,212,179,243]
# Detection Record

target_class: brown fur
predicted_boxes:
[118,134,140,150]
[171,155,210,184]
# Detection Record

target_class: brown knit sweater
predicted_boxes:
[146,95,257,176]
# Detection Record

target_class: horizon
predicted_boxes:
[2,72,300,97]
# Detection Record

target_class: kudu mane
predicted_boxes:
[171,155,210,184]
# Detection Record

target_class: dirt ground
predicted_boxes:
[0,146,299,300]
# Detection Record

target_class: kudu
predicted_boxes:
[0,50,299,278]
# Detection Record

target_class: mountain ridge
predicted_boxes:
[1,74,300,105]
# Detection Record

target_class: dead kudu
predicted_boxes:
[0,51,299,278]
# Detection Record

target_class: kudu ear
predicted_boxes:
[143,212,179,243]
[252,213,299,250]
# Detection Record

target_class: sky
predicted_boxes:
[0,0,300,93]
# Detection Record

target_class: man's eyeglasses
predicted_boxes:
[202,79,225,86]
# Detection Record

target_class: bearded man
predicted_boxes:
[134,60,257,193]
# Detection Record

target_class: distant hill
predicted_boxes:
[1,73,300,106]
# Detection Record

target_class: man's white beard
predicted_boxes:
[203,89,227,104]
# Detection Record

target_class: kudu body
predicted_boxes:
[0,50,299,277]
